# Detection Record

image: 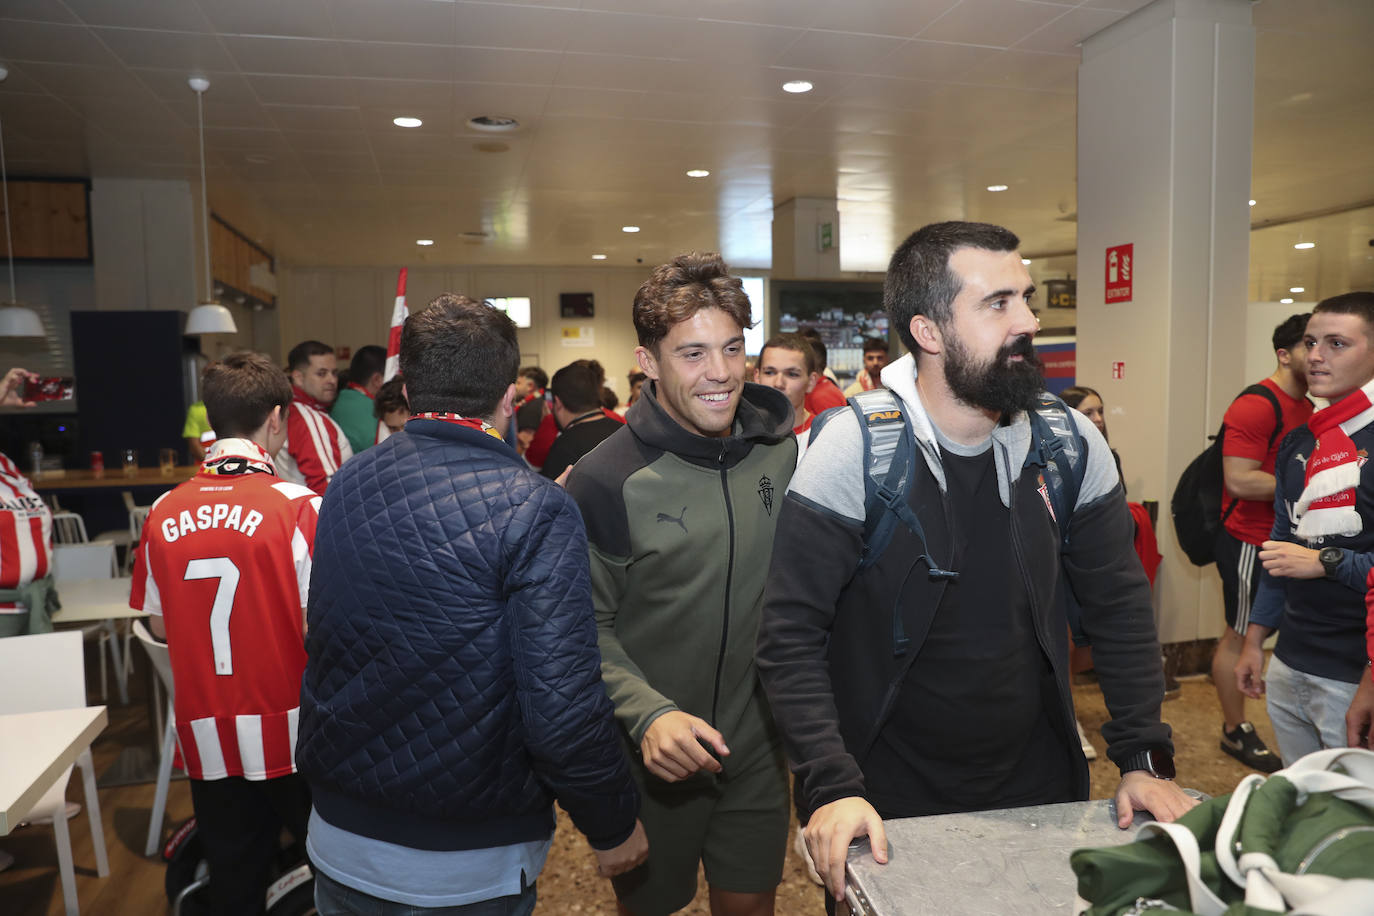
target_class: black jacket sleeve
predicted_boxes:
[756,493,868,816]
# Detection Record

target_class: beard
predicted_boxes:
[944,333,1045,414]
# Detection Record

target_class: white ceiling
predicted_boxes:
[0,0,1371,301]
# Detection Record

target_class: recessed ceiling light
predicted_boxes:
[987,184,1009,192]
[467,115,520,132]
[622,226,640,233]
[1249,199,1256,206]
[1290,286,1305,293]
[1280,298,1294,304]
[393,116,423,128]
[591,254,607,260]
[782,80,813,94]
[1294,241,1316,250]
[686,169,710,178]
[1021,258,1031,265]
[416,239,434,246]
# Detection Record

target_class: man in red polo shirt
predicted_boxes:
[133,351,319,916]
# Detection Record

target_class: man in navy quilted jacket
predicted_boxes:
[297,294,646,915]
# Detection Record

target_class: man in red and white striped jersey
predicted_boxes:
[275,340,352,496]
[132,351,319,916]
[0,367,54,638]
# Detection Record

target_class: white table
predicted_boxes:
[0,706,108,835]
[50,578,138,625]
[51,578,141,705]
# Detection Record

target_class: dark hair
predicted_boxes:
[550,359,606,414]
[885,221,1021,352]
[349,345,387,385]
[797,327,829,370]
[1272,312,1311,352]
[628,370,646,387]
[601,386,619,411]
[286,340,333,374]
[760,333,818,375]
[400,293,519,417]
[1059,386,1102,410]
[1313,293,1374,339]
[373,377,408,419]
[633,251,753,352]
[519,366,548,390]
[204,351,293,439]
[861,336,889,355]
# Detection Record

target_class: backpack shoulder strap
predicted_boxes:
[1236,382,1284,449]
[1028,393,1092,647]
[1027,393,1089,540]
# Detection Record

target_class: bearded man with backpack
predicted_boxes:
[1210,313,1311,772]
[756,221,1197,909]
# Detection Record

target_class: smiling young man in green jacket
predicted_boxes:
[567,252,796,916]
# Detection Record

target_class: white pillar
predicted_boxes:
[1075,0,1254,644]
[771,197,841,279]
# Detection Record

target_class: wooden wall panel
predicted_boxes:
[2,180,91,260]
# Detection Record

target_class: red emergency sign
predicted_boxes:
[1105,244,1133,303]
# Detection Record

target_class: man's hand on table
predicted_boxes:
[1114,772,1199,828]
[804,796,888,901]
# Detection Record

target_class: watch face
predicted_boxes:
[1147,747,1176,780]
[1320,547,1342,572]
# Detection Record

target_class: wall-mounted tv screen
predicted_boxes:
[487,296,532,328]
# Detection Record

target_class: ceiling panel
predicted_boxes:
[0,0,1364,303]
[920,0,1074,47]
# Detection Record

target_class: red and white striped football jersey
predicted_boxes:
[275,387,352,497]
[131,462,320,781]
[0,451,53,613]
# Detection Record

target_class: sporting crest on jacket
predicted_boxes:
[1036,472,1057,523]
[758,475,773,515]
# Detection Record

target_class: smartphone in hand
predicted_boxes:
[22,376,74,402]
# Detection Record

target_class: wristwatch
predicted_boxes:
[1121,747,1175,780]
[1319,546,1344,579]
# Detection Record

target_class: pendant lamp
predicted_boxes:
[185,76,237,336]
[0,65,45,338]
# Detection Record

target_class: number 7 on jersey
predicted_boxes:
[185,556,241,675]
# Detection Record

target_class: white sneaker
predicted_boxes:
[1077,719,1098,760]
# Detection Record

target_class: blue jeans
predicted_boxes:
[314,869,536,916]
[1264,654,1360,765]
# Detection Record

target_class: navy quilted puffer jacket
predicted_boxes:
[298,418,638,851]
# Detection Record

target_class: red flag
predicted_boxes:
[384,267,408,382]
[377,268,408,444]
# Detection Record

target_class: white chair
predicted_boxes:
[51,544,129,705]
[92,491,151,575]
[132,620,180,857]
[0,630,111,915]
[51,512,89,545]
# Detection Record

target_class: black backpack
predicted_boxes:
[1169,384,1282,567]
[809,388,1090,647]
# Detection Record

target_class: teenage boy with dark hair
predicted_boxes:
[798,328,846,417]
[331,344,387,454]
[278,340,352,495]
[1211,313,1311,771]
[541,359,621,481]
[843,337,891,396]
[298,294,645,913]
[567,253,796,916]
[372,377,409,436]
[1237,292,1374,763]
[758,221,1196,905]
[755,334,819,464]
[132,350,317,916]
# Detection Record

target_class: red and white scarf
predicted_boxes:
[202,438,276,477]
[1295,380,1374,538]
[410,411,505,440]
